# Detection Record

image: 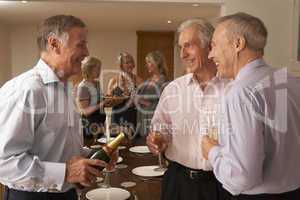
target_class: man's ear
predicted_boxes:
[234,36,246,53]
[47,36,61,54]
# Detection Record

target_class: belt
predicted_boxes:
[170,161,215,181]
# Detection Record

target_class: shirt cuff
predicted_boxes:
[43,162,66,191]
[208,145,222,166]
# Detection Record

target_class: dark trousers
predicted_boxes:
[161,161,223,200]
[4,186,78,200]
[222,186,300,200]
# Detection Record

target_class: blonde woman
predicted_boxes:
[136,51,168,136]
[107,52,143,136]
[77,56,111,137]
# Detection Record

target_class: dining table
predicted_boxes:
[80,135,163,200]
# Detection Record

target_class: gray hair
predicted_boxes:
[218,12,268,53]
[146,50,168,77]
[37,15,86,52]
[81,56,102,79]
[177,18,214,48]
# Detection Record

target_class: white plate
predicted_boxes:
[129,146,150,154]
[86,187,130,200]
[117,156,123,163]
[132,165,165,177]
[97,137,115,143]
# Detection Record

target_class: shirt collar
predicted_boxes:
[34,59,60,84]
[185,73,194,85]
[186,72,219,86]
[235,58,266,81]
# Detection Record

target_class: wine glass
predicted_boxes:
[97,149,118,188]
[202,106,219,168]
[207,113,218,140]
[150,125,167,172]
[104,107,113,143]
[98,107,117,189]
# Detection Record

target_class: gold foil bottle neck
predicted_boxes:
[107,132,125,150]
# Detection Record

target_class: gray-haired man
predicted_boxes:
[0,15,107,200]
[203,12,300,200]
[147,18,227,200]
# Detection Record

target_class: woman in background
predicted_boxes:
[107,52,143,137]
[136,51,168,136]
[77,56,111,138]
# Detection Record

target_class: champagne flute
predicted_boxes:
[98,107,115,189]
[104,107,113,143]
[202,107,219,169]
[154,133,167,172]
[150,125,167,172]
[99,171,110,188]
[207,113,218,140]
[97,146,119,188]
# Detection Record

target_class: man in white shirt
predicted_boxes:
[0,15,107,200]
[203,12,300,199]
[147,18,227,200]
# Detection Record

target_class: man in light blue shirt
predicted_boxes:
[202,12,300,199]
[0,15,107,200]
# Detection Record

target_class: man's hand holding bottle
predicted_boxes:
[65,132,124,187]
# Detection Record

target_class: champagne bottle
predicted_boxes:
[89,132,125,163]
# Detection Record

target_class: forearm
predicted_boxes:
[80,103,102,117]
[208,143,264,195]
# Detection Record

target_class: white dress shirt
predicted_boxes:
[209,59,300,195]
[0,59,90,192]
[151,73,228,170]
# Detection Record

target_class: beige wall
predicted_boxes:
[88,31,137,92]
[10,26,137,74]
[10,25,39,76]
[0,23,11,86]
[9,25,137,92]
[223,0,300,77]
